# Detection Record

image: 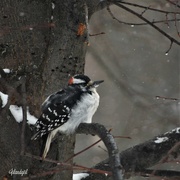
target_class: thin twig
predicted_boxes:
[98,145,108,152]
[65,138,102,162]
[25,152,65,165]
[155,95,179,101]
[165,13,170,27]
[119,1,180,14]
[65,129,113,162]
[141,5,151,16]
[165,40,173,54]
[114,135,131,139]
[166,0,180,9]
[84,3,90,45]
[65,130,130,163]
[89,32,106,36]
[107,4,180,26]
[113,2,180,48]
[20,77,27,155]
[24,152,111,179]
[174,14,180,37]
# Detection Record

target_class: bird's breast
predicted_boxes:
[56,91,100,134]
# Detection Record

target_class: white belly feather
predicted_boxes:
[55,90,100,134]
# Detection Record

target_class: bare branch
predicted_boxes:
[89,32,106,36]
[65,131,131,163]
[82,127,180,180]
[65,138,102,163]
[174,14,180,37]
[77,123,123,180]
[107,5,180,26]
[155,95,179,101]
[120,1,180,14]
[112,2,180,48]
[166,0,180,8]
[165,40,173,54]
[20,77,27,156]
[23,153,112,179]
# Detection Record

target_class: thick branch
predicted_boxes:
[82,127,180,180]
[77,123,123,180]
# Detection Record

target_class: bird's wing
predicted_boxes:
[31,103,70,140]
[31,87,83,140]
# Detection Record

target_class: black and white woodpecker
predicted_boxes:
[31,74,103,158]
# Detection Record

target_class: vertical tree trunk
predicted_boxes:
[0,0,99,179]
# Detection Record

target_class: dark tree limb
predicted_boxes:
[76,123,123,180]
[80,127,180,180]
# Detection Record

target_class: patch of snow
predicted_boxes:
[175,127,180,133]
[170,127,180,134]
[19,12,25,16]
[9,105,23,122]
[27,107,38,124]
[52,2,55,9]
[154,137,168,144]
[3,69,11,73]
[73,173,89,180]
[9,105,38,124]
[164,127,180,135]
[0,91,8,107]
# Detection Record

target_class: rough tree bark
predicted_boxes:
[0,0,101,179]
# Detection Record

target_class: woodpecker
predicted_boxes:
[31,74,103,158]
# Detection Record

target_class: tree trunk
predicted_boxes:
[0,0,100,179]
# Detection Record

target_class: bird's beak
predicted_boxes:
[92,80,104,87]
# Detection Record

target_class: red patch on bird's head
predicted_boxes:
[68,77,74,85]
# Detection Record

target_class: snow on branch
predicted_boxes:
[81,127,180,180]
[0,91,8,108]
[9,105,37,124]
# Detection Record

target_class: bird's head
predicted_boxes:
[68,74,104,90]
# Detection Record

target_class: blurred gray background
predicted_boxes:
[75,1,180,175]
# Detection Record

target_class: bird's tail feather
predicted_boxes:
[42,131,54,159]
[40,134,48,159]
